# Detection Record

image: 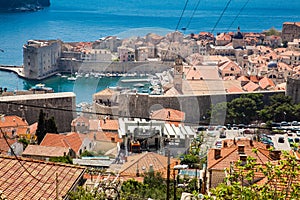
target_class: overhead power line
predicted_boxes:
[185,0,202,32]
[211,0,232,33]
[175,0,190,31]
[226,0,250,32]
[0,128,52,185]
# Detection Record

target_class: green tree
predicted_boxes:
[228,97,257,124]
[49,156,73,164]
[264,27,281,36]
[69,186,105,200]
[81,150,95,157]
[259,94,296,122]
[36,109,46,144]
[36,110,58,144]
[209,102,229,125]
[45,116,58,134]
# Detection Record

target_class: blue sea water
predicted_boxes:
[0,0,299,103]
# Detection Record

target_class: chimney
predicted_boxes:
[238,145,245,154]
[240,154,247,162]
[249,139,253,147]
[214,149,221,160]
[269,150,281,160]
[223,141,228,148]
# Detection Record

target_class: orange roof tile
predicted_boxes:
[40,132,83,154]
[277,62,293,71]
[99,119,119,131]
[151,108,185,122]
[0,155,85,200]
[243,81,260,92]
[119,152,179,179]
[208,138,272,170]
[259,77,275,89]
[249,75,259,83]
[71,116,89,127]
[0,115,29,137]
[184,66,203,80]
[22,145,70,158]
[0,138,16,154]
[237,76,249,82]
[226,85,244,93]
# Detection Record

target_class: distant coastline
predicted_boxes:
[0,0,50,12]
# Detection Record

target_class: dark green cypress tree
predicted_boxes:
[36,109,46,144]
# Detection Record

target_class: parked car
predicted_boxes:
[291,121,299,126]
[280,121,289,126]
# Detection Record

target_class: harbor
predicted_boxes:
[0,66,165,105]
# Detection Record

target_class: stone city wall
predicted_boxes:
[0,92,76,133]
[117,91,285,124]
[58,60,172,74]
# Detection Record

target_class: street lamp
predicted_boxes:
[173,164,188,200]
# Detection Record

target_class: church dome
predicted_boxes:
[233,27,243,39]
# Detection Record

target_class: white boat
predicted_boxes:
[67,76,77,81]
[85,73,90,78]
[61,75,67,78]
[133,83,144,88]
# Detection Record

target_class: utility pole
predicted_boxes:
[56,173,59,200]
[166,149,170,200]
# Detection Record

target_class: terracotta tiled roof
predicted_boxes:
[208,138,272,170]
[243,81,260,92]
[151,108,185,122]
[277,62,293,71]
[119,152,179,179]
[237,76,249,82]
[40,132,83,154]
[0,138,16,154]
[89,119,99,131]
[219,61,241,73]
[249,75,259,83]
[0,155,85,200]
[29,122,38,135]
[71,116,89,127]
[259,77,275,89]
[99,119,119,131]
[89,131,122,143]
[0,115,29,137]
[184,66,203,80]
[22,145,70,158]
[226,85,244,93]
[93,88,115,98]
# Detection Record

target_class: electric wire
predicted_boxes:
[211,0,232,34]
[175,0,190,31]
[0,100,276,129]
[226,0,250,32]
[185,0,202,32]
[0,127,53,185]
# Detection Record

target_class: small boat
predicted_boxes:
[61,75,67,78]
[30,83,53,92]
[133,83,144,88]
[67,76,77,81]
[56,73,62,76]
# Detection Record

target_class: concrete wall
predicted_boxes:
[0,92,76,133]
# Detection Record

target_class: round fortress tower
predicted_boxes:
[286,75,300,104]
